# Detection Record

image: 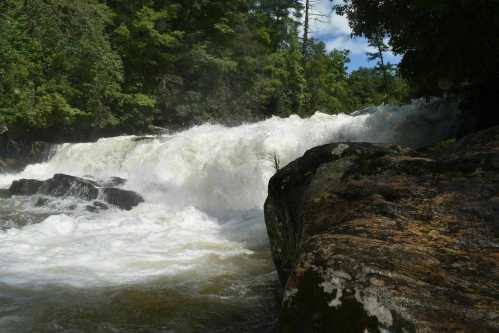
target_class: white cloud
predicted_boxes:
[309,7,351,37]
[298,0,401,68]
[302,0,370,54]
[325,36,375,54]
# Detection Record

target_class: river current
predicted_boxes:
[0,101,459,332]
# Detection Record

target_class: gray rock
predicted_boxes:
[9,179,44,195]
[86,201,110,213]
[38,174,99,201]
[102,187,144,211]
[8,174,143,211]
[101,176,127,187]
[35,197,49,207]
[93,201,109,210]
[0,189,11,198]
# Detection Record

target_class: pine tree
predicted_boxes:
[366,33,391,100]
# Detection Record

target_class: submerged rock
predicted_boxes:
[101,176,127,187]
[0,189,10,198]
[103,188,144,211]
[9,179,44,196]
[39,174,99,200]
[35,197,49,207]
[8,174,143,211]
[93,201,109,210]
[85,201,109,213]
[264,127,499,332]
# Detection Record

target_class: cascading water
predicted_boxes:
[0,100,459,332]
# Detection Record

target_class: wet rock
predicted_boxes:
[85,205,98,213]
[132,136,155,142]
[103,188,144,211]
[8,174,143,211]
[93,201,109,210]
[0,189,10,198]
[264,127,499,332]
[101,177,127,187]
[0,141,52,173]
[35,197,49,207]
[9,179,44,195]
[86,201,109,213]
[38,174,99,201]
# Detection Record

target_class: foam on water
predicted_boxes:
[0,101,459,287]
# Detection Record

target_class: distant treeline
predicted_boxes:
[0,0,409,142]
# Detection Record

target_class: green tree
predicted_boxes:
[0,0,416,145]
[303,43,351,115]
[348,67,410,110]
[366,32,391,99]
[0,0,137,139]
[334,0,499,130]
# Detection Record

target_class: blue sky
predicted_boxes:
[308,0,401,71]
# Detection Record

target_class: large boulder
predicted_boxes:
[9,179,44,196]
[39,174,99,200]
[264,127,499,332]
[8,174,144,211]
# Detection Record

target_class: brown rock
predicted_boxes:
[265,127,499,332]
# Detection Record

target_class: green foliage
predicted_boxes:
[0,0,128,138]
[334,0,499,97]
[0,0,413,142]
[303,44,351,115]
[348,67,410,110]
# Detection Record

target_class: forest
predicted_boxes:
[1,0,498,144]
[0,0,410,143]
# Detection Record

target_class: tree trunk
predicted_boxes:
[378,45,389,98]
[303,0,310,58]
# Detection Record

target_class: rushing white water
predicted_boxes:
[0,100,459,287]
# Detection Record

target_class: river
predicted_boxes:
[0,101,459,332]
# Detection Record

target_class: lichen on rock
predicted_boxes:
[264,127,499,332]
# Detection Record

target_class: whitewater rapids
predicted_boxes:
[0,101,459,288]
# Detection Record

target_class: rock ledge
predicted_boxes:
[265,127,499,332]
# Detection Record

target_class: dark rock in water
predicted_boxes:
[86,201,109,213]
[93,201,109,210]
[103,188,144,210]
[0,189,11,198]
[0,141,53,173]
[132,136,155,142]
[85,205,98,213]
[148,125,168,135]
[38,174,99,201]
[9,179,44,195]
[264,127,499,332]
[8,174,143,211]
[35,197,49,207]
[101,176,127,187]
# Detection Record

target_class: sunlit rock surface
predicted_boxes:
[265,126,499,332]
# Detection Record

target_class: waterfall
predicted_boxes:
[0,100,459,287]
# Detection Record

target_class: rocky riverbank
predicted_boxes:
[264,127,499,332]
[0,139,53,173]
